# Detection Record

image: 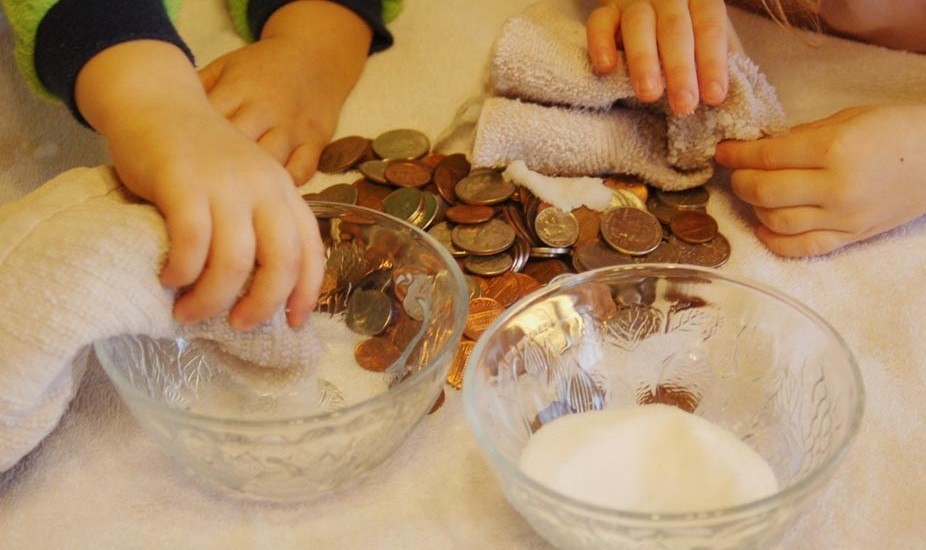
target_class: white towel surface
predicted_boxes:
[1,1,925,549]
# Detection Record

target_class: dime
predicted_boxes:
[455,170,515,205]
[358,159,389,184]
[464,297,504,340]
[318,183,358,205]
[534,206,580,248]
[384,159,433,188]
[464,252,513,276]
[433,153,471,205]
[656,186,709,210]
[669,210,718,244]
[346,289,394,336]
[354,336,402,372]
[318,135,369,173]
[372,128,430,160]
[451,218,515,256]
[446,204,495,224]
[447,339,475,389]
[428,221,466,257]
[600,206,662,256]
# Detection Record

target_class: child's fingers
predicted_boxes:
[586,3,622,75]
[285,139,326,185]
[690,0,728,105]
[715,131,830,171]
[753,205,830,236]
[257,127,294,167]
[620,2,664,102]
[173,205,256,324]
[730,169,827,208]
[197,60,224,94]
[228,105,272,142]
[229,205,302,330]
[653,0,699,114]
[159,193,212,289]
[755,224,852,258]
[285,202,326,328]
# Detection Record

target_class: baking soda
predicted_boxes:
[519,404,779,513]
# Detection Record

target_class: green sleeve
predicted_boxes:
[226,0,403,43]
[0,0,183,100]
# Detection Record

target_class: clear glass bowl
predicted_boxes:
[94,202,468,502]
[463,264,864,550]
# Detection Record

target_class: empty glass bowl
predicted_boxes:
[463,264,863,550]
[94,202,468,502]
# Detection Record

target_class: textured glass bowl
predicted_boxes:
[94,202,468,502]
[463,264,863,550]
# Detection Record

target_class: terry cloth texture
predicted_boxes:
[0,166,321,472]
[471,3,786,190]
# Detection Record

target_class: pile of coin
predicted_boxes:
[311,129,731,393]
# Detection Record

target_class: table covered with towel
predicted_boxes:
[1,1,924,548]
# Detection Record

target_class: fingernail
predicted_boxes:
[703,82,725,105]
[671,90,696,115]
[637,77,659,96]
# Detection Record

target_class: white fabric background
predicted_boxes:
[1,1,925,548]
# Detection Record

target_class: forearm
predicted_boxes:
[817,0,926,52]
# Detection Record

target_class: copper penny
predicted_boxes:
[603,176,649,204]
[571,207,603,246]
[669,210,718,244]
[354,336,402,372]
[446,204,495,224]
[384,159,433,188]
[514,273,542,297]
[427,389,446,414]
[447,339,475,389]
[464,297,504,341]
[318,135,370,173]
[422,153,446,168]
[485,271,521,307]
[433,153,471,205]
[354,178,391,211]
[637,383,700,413]
[522,259,570,284]
[600,206,662,256]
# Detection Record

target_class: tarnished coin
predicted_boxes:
[422,153,446,168]
[446,204,495,224]
[451,218,515,256]
[657,186,709,210]
[646,196,682,225]
[384,159,433,188]
[346,289,394,336]
[428,221,466,257]
[354,178,391,211]
[534,206,580,248]
[573,239,633,271]
[433,153,471,205]
[382,187,424,222]
[600,206,662,256]
[669,210,718,244]
[355,336,402,372]
[484,271,521,307]
[447,339,475,389]
[318,183,358,205]
[372,129,430,160]
[632,239,679,264]
[464,252,513,276]
[671,233,731,268]
[464,297,504,340]
[455,170,515,205]
[318,135,369,173]
[358,159,388,184]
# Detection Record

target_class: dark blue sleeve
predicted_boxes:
[247,0,393,53]
[34,0,195,126]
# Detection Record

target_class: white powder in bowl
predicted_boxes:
[519,404,779,513]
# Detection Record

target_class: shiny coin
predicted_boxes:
[428,222,466,257]
[318,135,369,173]
[529,246,571,258]
[464,297,504,340]
[502,203,537,246]
[358,159,389,184]
[382,187,424,222]
[454,170,515,205]
[600,206,663,256]
[603,176,649,203]
[657,186,709,210]
[669,210,718,244]
[446,204,495,224]
[451,218,515,256]
[607,188,648,211]
[384,159,433,188]
[573,239,633,271]
[372,128,430,160]
[522,259,570,284]
[346,289,394,336]
[318,183,358,205]
[534,206,580,248]
[485,271,521,308]
[408,191,440,230]
[355,336,402,372]
[464,275,484,300]
[464,252,513,276]
[571,207,603,246]
[510,234,531,273]
[433,153,471,205]
[402,274,433,321]
[447,339,475,389]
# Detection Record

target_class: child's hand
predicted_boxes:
[716,105,926,257]
[75,40,324,330]
[586,0,736,114]
[198,0,373,184]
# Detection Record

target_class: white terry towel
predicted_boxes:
[471,3,786,190]
[0,166,320,472]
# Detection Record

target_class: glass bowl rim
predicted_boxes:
[462,263,865,523]
[94,201,469,428]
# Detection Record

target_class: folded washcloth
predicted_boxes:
[0,166,319,472]
[471,2,786,190]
